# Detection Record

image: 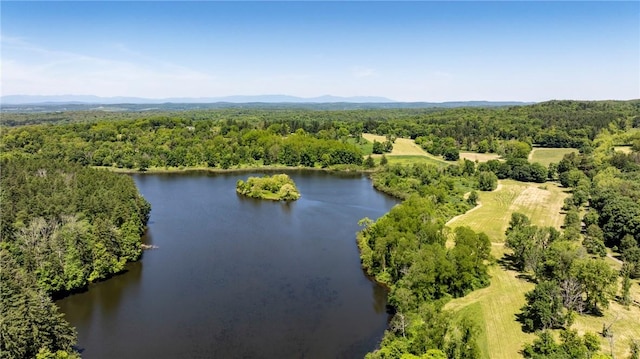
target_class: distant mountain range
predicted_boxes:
[0,94,397,105]
[0,94,533,107]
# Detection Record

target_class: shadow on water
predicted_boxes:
[56,261,143,333]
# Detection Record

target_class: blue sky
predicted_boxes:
[2,1,638,102]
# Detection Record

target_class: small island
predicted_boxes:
[236,174,301,201]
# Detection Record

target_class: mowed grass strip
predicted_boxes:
[445,180,569,358]
[447,245,536,359]
[371,155,448,167]
[528,147,578,167]
[452,302,490,358]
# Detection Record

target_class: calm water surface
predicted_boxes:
[57,171,398,358]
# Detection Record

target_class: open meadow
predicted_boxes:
[447,180,569,242]
[363,133,451,166]
[445,180,569,358]
[442,179,640,358]
[363,133,432,156]
[362,134,506,167]
[446,244,536,359]
[459,151,502,163]
[528,147,578,167]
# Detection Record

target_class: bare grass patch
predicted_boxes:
[614,146,633,154]
[459,151,501,163]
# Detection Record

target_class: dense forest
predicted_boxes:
[1,100,639,358]
[0,159,150,358]
[2,100,638,171]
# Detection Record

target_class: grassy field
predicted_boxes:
[447,180,569,242]
[528,147,578,167]
[445,179,640,358]
[362,133,450,166]
[362,134,505,166]
[348,137,374,155]
[571,285,640,359]
[372,154,448,167]
[459,151,502,163]
[362,133,430,156]
[447,245,536,359]
[445,180,568,358]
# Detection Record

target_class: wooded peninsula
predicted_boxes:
[1,100,639,359]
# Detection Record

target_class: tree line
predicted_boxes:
[3,100,638,163]
[1,119,364,170]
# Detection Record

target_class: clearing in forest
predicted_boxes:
[447,180,568,242]
[445,179,640,358]
[528,147,578,167]
[445,180,569,359]
[459,151,502,163]
[362,133,430,156]
[571,286,640,359]
[446,245,536,359]
[362,133,449,165]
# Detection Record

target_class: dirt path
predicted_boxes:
[607,253,623,265]
[446,183,502,227]
[447,200,482,226]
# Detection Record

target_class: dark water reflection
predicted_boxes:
[57,171,398,358]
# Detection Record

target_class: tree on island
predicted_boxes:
[236,174,301,201]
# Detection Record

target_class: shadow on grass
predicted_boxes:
[514,311,570,333]
[497,253,520,271]
[498,253,538,282]
[514,312,535,333]
[515,273,538,284]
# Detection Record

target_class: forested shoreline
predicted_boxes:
[1,100,639,358]
[358,163,491,358]
[0,159,150,359]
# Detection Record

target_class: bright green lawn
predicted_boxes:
[348,137,374,155]
[528,148,578,167]
[372,154,448,167]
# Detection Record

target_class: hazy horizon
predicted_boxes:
[2,2,638,102]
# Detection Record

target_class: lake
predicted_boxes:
[56,171,399,358]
